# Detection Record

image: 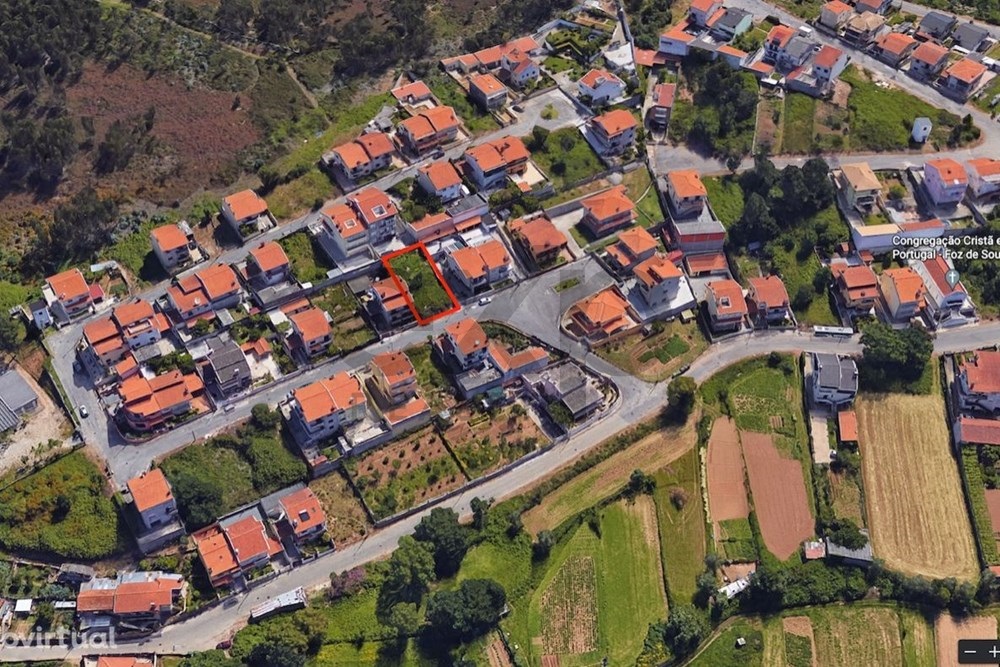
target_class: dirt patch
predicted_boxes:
[540,656,560,667]
[755,96,781,152]
[485,634,514,667]
[0,366,73,476]
[831,80,852,107]
[769,415,783,429]
[539,555,598,655]
[443,401,549,478]
[309,471,370,547]
[706,417,749,522]
[783,616,817,667]
[936,614,997,667]
[986,489,1000,538]
[741,431,814,560]
[720,562,756,582]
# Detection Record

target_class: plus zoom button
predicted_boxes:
[958,640,1000,664]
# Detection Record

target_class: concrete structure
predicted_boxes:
[221,190,271,239]
[508,215,568,266]
[958,350,1000,413]
[873,32,917,67]
[954,22,991,51]
[397,106,462,154]
[710,8,752,41]
[77,571,185,629]
[878,266,926,321]
[444,239,512,294]
[499,49,540,88]
[44,269,93,322]
[606,226,658,272]
[909,42,949,79]
[632,253,689,311]
[246,241,291,288]
[204,334,251,396]
[0,369,38,433]
[439,318,490,370]
[942,58,988,100]
[912,117,933,143]
[469,73,508,110]
[665,169,708,216]
[843,12,886,46]
[838,162,882,212]
[649,83,676,128]
[369,278,414,329]
[819,0,853,28]
[689,0,723,28]
[812,353,858,406]
[705,279,747,333]
[911,253,976,326]
[463,136,531,190]
[289,307,332,358]
[918,10,957,40]
[322,132,395,180]
[967,158,1000,200]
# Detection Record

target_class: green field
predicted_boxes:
[782,94,817,154]
[703,175,744,229]
[717,518,758,562]
[278,231,333,283]
[528,127,605,189]
[426,73,500,135]
[388,250,456,320]
[689,620,764,666]
[653,449,707,605]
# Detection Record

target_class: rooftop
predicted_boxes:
[150,224,188,252]
[294,372,365,423]
[840,162,882,192]
[224,189,268,221]
[445,318,489,356]
[960,350,1000,394]
[591,109,637,136]
[707,279,747,317]
[249,241,290,273]
[46,268,89,302]
[667,169,707,199]
[127,469,173,513]
[747,275,789,307]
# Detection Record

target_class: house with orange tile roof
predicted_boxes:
[166,264,242,325]
[469,73,508,110]
[705,279,748,332]
[837,409,858,443]
[320,202,369,258]
[289,371,367,444]
[649,83,676,128]
[127,469,178,531]
[966,158,1000,199]
[633,253,688,310]
[958,350,1000,412]
[942,57,988,100]
[957,416,1000,445]
[397,106,462,154]
[221,189,273,239]
[832,264,879,312]
[150,223,192,272]
[580,186,636,237]
[403,211,474,244]
[440,318,490,370]
[463,136,531,189]
[746,275,791,324]
[665,169,708,216]
[910,252,976,326]
[878,266,926,321]
[924,158,969,205]
[194,511,284,588]
[499,48,539,88]
[444,239,512,294]
[606,226,658,272]
[873,32,917,67]
[487,341,549,383]
[508,215,569,267]
[82,317,129,371]
[763,24,796,64]
[289,307,332,358]
[347,187,399,245]
[191,525,240,588]
[908,41,949,79]
[568,287,637,342]
[689,0,722,27]
[369,277,414,329]
[276,487,327,545]
[246,241,291,287]
[44,268,94,321]
[819,0,853,29]
[391,80,433,105]
[117,370,206,433]
[578,69,626,105]
[78,571,185,627]
[659,20,696,58]
[369,351,420,405]
[588,109,638,155]
[323,131,396,180]
[417,161,465,203]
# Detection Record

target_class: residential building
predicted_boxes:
[958,350,1000,412]
[578,68,626,105]
[659,21,696,57]
[277,487,327,544]
[397,106,462,154]
[606,226,658,272]
[579,186,636,237]
[113,300,166,350]
[117,370,205,432]
[29,298,52,330]
[440,318,490,370]
[942,57,988,100]
[705,279,748,332]
[469,73,508,110]
[289,372,367,444]
[873,32,917,67]
[221,190,270,238]
[570,288,635,339]
[391,80,433,105]
[44,268,93,321]
[82,318,128,370]
[810,45,849,86]
[150,224,192,271]
[204,334,251,396]
[127,469,177,531]
[589,109,638,155]
[954,22,991,51]
[710,8,752,41]
[166,264,242,324]
[289,307,332,357]
[819,0,853,28]
[370,351,419,405]
[347,187,399,245]
[912,253,975,325]
[0,370,38,434]
[833,264,880,311]
[878,266,926,320]
[717,44,749,68]
[924,158,969,205]
[527,363,603,420]
[95,657,154,667]
[856,0,891,13]
[323,132,395,180]
[838,162,882,211]
[909,41,950,79]
[193,514,282,588]
[633,254,684,309]
[369,277,414,328]
[669,217,727,253]
[763,24,796,64]
[444,239,512,293]
[488,342,549,382]
[499,48,539,88]
[463,135,531,190]
[966,158,1000,199]
[508,215,569,266]
[843,12,886,46]
[746,275,791,324]
[665,169,708,216]
[649,83,676,128]
[688,0,722,27]
[320,202,368,258]
[958,416,1000,445]
[417,161,465,203]
[246,241,291,287]
[918,10,957,40]
[77,571,185,627]
[812,353,858,406]
[779,35,818,71]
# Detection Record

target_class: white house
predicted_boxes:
[966,158,1000,200]
[924,158,969,206]
[289,372,367,445]
[577,69,626,105]
[127,469,178,532]
[417,161,464,203]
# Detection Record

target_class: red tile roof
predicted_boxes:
[509,216,568,258]
[465,135,530,172]
[445,318,489,356]
[279,487,326,537]
[419,161,463,191]
[331,140,370,170]
[823,0,853,14]
[224,515,276,564]
[959,417,1000,445]
[348,187,398,224]
[876,32,916,56]
[968,157,1000,178]
[224,189,268,221]
[290,307,331,343]
[294,372,365,423]
[883,267,926,306]
[668,169,707,199]
[911,41,948,66]
[322,202,366,239]
[707,280,748,316]
[112,577,182,615]
[814,45,843,68]
[945,57,987,83]
[193,526,238,580]
[356,131,395,159]
[249,241,289,273]
[391,80,432,102]
[923,254,965,295]
[576,288,631,333]
[98,658,154,667]
[766,24,796,48]
[582,185,635,222]
[837,410,858,442]
[690,0,719,11]
[960,350,1000,394]
[113,300,155,329]
[470,72,506,96]
[613,227,658,260]
[633,253,681,287]
[77,588,116,613]
[579,68,623,89]
[685,252,728,273]
[371,350,416,386]
[46,268,90,302]
[653,83,676,108]
[150,224,187,252]
[747,275,789,307]
[591,109,637,136]
[128,469,173,513]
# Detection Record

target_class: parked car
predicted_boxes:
[216,639,233,650]
[78,405,89,418]
[512,103,525,112]
[478,296,493,306]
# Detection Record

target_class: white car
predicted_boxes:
[79,405,89,418]
[478,296,493,306]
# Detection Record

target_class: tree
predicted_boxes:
[180,650,242,667]
[626,469,656,497]
[170,470,224,528]
[251,403,281,430]
[413,508,469,578]
[0,316,22,356]
[532,530,555,560]
[33,601,54,630]
[827,519,868,550]
[666,376,697,421]
[379,536,435,609]
[386,602,422,636]
[792,284,814,311]
[247,641,305,667]
[506,511,523,538]
[528,125,550,151]
[662,605,708,658]
[425,579,507,641]
[695,571,717,608]
[860,321,933,386]
[470,496,492,531]
[732,192,778,248]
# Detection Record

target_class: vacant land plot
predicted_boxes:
[312,283,376,354]
[528,127,604,190]
[539,553,598,654]
[783,616,815,667]
[653,448,706,605]
[346,426,468,520]
[857,387,979,581]
[718,517,758,562]
[828,470,865,527]
[742,431,814,560]
[754,95,783,154]
[961,446,1000,564]
[703,175,744,229]
[426,73,500,135]
[387,250,456,320]
[443,402,549,478]
[596,320,707,382]
[689,620,764,666]
[279,231,333,284]
[706,417,750,523]
[782,94,817,154]
[810,607,905,667]
[936,614,996,667]
[309,471,370,546]
[405,344,457,411]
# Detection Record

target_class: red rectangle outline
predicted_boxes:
[381,241,462,325]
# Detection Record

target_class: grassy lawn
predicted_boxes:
[718,517,758,561]
[528,126,605,190]
[704,175,745,229]
[782,93,817,154]
[554,277,581,292]
[309,471,371,547]
[543,55,584,77]
[972,74,1000,112]
[426,73,500,136]
[689,620,765,666]
[620,165,664,227]
[653,448,707,606]
[597,320,707,382]
[0,452,127,559]
[266,167,335,220]
[312,283,376,354]
[278,231,333,283]
[387,249,456,320]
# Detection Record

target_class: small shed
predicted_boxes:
[14,599,31,616]
[912,117,932,143]
[837,410,859,444]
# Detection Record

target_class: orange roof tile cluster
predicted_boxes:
[575,288,631,334]
[445,318,489,356]
[960,350,1000,394]
[685,252,728,274]
[607,227,658,267]
[968,157,1000,179]
[882,267,925,306]
[322,202,366,240]
[419,161,463,191]
[448,239,511,281]
[399,106,461,139]
[833,264,878,300]
[465,135,530,173]
[391,80,432,102]
[837,410,858,442]
[223,189,268,221]
[653,83,676,108]
[225,515,277,563]
[814,45,844,68]
[168,264,240,315]
[488,340,548,374]
[348,187,398,225]
[331,132,395,170]
[84,317,125,357]
[77,588,116,613]
[279,487,326,537]
[249,241,289,273]
[241,337,271,358]
[823,0,853,14]
[927,157,969,185]
[579,68,623,89]
[717,44,747,59]
[747,275,789,307]
[707,280,747,316]
[945,57,987,83]
[46,268,90,302]
[193,526,239,581]
[113,300,155,329]
[690,0,719,12]
[766,24,796,48]
[470,72,506,96]
[119,370,204,419]
[661,20,696,44]
[372,277,409,312]
[923,254,966,295]
[591,109,637,136]
[911,41,949,66]
[150,224,187,252]
[583,185,635,222]
[633,253,682,287]
[98,658,154,667]
[509,216,568,258]
[875,32,916,56]
[294,372,365,423]
[371,351,416,387]
[113,577,183,615]
[959,416,1000,445]
[127,469,173,513]
[382,396,431,425]
[290,307,331,343]
[668,169,707,199]
[115,353,139,379]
